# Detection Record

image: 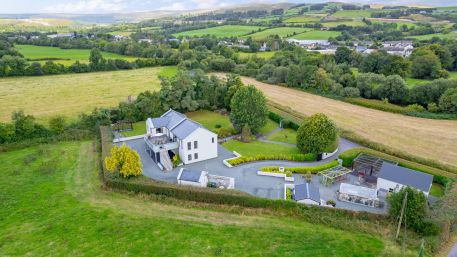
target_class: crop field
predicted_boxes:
[408,32,457,40]
[238,51,276,59]
[0,141,399,256]
[0,66,177,122]
[290,30,341,40]
[173,25,265,38]
[321,20,366,27]
[238,76,457,168]
[284,15,321,23]
[244,27,309,40]
[331,10,373,18]
[16,44,138,65]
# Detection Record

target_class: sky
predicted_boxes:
[0,0,455,14]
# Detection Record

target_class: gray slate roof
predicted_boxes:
[378,162,433,192]
[171,119,201,140]
[161,109,187,129]
[179,169,203,182]
[151,117,170,128]
[294,183,320,203]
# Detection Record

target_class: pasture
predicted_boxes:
[238,51,276,59]
[408,32,457,40]
[0,141,392,256]
[331,10,373,18]
[173,25,265,38]
[244,27,309,40]
[238,76,457,168]
[15,44,138,65]
[0,66,177,122]
[290,30,341,40]
[284,16,321,23]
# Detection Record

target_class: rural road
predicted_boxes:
[235,76,457,169]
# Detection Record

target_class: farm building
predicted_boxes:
[293,183,321,205]
[145,109,218,170]
[177,168,208,187]
[376,162,433,196]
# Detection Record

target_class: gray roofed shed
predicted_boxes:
[378,162,433,192]
[294,183,320,203]
[179,169,203,182]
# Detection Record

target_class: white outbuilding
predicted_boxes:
[177,168,208,187]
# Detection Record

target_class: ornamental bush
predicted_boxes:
[227,153,317,166]
[296,113,338,155]
[260,160,339,175]
[105,144,143,178]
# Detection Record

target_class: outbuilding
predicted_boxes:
[376,162,433,196]
[177,168,208,188]
[293,183,321,205]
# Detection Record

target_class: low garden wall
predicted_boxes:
[257,171,294,182]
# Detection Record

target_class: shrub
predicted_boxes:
[406,104,425,112]
[261,160,339,175]
[286,188,292,200]
[427,102,439,113]
[326,200,336,207]
[228,153,317,166]
[105,144,143,178]
[341,87,360,97]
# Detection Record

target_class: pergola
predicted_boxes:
[112,120,133,132]
[319,166,352,186]
[352,154,397,177]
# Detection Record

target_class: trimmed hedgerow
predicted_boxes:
[227,153,317,166]
[261,160,339,175]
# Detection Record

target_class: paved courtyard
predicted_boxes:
[119,138,386,214]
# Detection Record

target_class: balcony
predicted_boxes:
[144,133,178,152]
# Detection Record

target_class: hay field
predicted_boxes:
[238,76,457,168]
[0,67,175,122]
[173,25,265,38]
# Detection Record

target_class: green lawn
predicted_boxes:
[0,67,173,123]
[0,141,388,256]
[187,110,235,135]
[15,44,138,65]
[268,128,297,145]
[430,183,445,197]
[121,121,146,137]
[244,27,309,40]
[258,119,279,135]
[290,30,341,40]
[223,139,301,156]
[173,25,265,38]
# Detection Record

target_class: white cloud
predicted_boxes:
[44,0,127,13]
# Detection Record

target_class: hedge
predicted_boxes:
[261,160,339,175]
[227,153,317,166]
[338,148,454,190]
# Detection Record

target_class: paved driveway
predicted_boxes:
[118,137,384,213]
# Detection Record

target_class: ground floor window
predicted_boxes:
[188,154,192,161]
[194,153,198,160]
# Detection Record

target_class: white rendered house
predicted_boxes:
[144,109,218,170]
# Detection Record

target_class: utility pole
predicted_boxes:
[396,191,408,239]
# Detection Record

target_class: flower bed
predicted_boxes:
[260,160,339,175]
[227,153,317,166]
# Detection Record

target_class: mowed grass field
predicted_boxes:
[0,141,391,256]
[173,25,265,38]
[16,44,138,65]
[0,66,177,122]
[290,30,341,40]
[244,27,309,40]
[237,76,457,168]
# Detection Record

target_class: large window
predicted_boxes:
[194,141,198,149]
[187,142,191,150]
[194,153,198,160]
[188,154,192,161]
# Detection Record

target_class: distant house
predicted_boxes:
[376,162,433,196]
[293,183,321,205]
[47,33,74,39]
[138,38,153,44]
[145,109,218,170]
[177,168,208,187]
[286,39,330,49]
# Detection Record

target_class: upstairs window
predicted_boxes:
[212,137,214,143]
[187,142,191,150]
[194,141,198,149]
